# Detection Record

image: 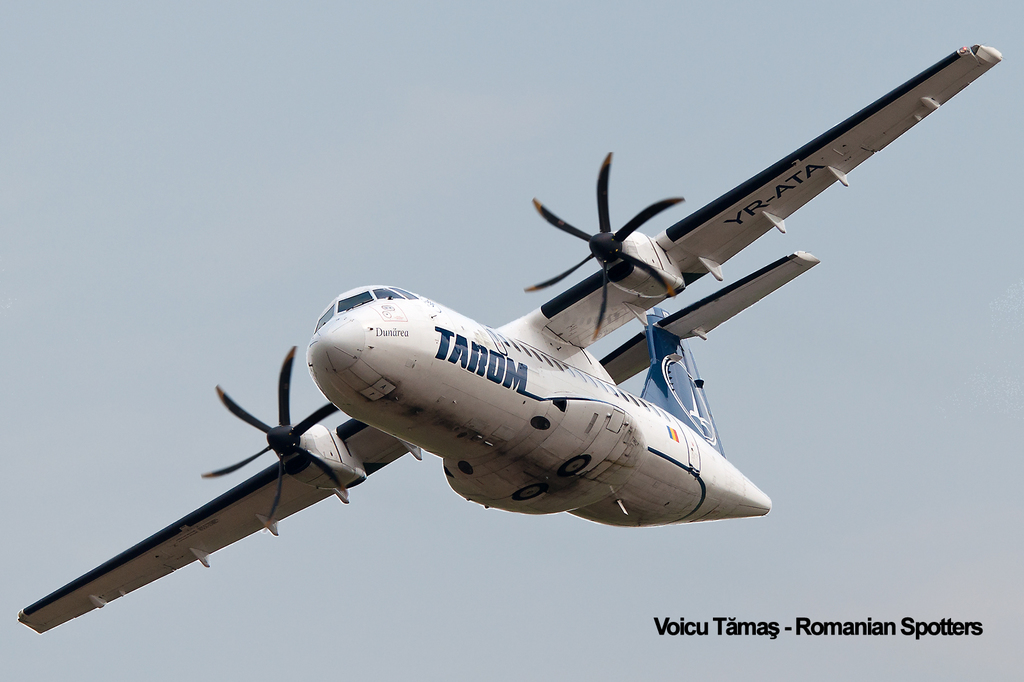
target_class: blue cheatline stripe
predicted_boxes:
[647,446,706,520]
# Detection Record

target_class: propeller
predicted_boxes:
[203,347,343,526]
[527,153,684,338]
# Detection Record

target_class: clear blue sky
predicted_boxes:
[2,2,1021,679]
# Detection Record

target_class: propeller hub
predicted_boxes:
[267,425,299,455]
[206,347,343,523]
[589,232,621,264]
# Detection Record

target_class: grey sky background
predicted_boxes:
[2,2,1021,679]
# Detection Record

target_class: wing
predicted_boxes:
[520,45,1000,351]
[529,262,671,349]
[18,419,407,634]
[601,252,820,384]
[336,418,410,473]
[654,44,1002,281]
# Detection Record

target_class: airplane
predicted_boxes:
[18,43,1002,633]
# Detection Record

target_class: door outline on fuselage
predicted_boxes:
[682,425,700,473]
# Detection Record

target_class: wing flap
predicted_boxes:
[601,252,820,384]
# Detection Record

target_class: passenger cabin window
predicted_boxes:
[337,291,374,314]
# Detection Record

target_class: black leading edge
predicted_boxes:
[203,346,342,525]
[527,153,684,337]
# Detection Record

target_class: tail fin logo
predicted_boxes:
[664,357,718,447]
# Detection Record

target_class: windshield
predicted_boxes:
[372,288,409,300]
[315,307,334,333]
[337,291,374,314]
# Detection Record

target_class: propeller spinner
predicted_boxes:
[203,347,343,526]
[527,153,684,337]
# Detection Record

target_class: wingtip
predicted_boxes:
[792,251,821,266]
[972,44,1002,64]
[17,610,45,634]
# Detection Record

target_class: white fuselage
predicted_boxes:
[306,287,770,527]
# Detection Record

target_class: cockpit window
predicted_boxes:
[374,284,413,299]
[315,308,334,333]
[391,288,418,299]
[373,288,401,300]
[337,291,374,314]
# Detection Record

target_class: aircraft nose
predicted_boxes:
[308,316,365,373]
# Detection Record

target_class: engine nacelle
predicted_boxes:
[291,424,367,490]
[613,233,684,298]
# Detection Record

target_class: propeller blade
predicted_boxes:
[596,153,612,234]
[532,199,592,242]
[620,252,677,297]
[614,197,684,241]
[201,445,273,478]
[265,460,285,524]
[292,402,340,436]
[216,386,272,433]
[525,253,595,292]
[277,347,296,427]
[593,266,610,340]
[298,448,344,488]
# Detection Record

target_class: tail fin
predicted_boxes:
[640,309,725,456]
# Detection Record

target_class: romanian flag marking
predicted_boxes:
[667,426,680,442]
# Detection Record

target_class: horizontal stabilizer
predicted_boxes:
[601,252,819,384]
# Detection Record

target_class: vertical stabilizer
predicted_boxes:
[640,309,725,456]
